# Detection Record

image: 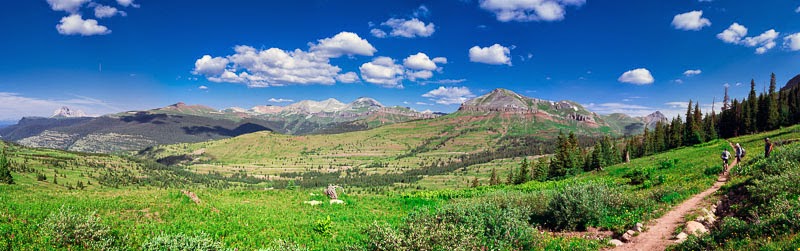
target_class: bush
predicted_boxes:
[313,216,332,235]
[703,165,723,176]
[41,206,116,250]
[259,239,309,251]
[362,201,542,250]
[625,168,650,185]
[141,232,225,251]
[547,182,624,230]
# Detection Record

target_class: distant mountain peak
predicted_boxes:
[349,97,384,109]
[460,88,534,112]
[643,111,668,127]
[52,106,87,118]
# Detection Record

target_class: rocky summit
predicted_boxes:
[51,106,87,118]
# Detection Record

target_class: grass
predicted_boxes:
[1,125,799,250]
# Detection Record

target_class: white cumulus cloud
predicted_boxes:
[94,5,126,18]
[479,0,586,22]
[671,10,711,31]
[359,57,405,88]
[683,69,702,76]
[784,32,800,51]
[47,0,90,13]
[309,32,377,58]
[370,28,387,38]
[717,23,780,54]
[193,32,375,87]
[268,98,294,103]
[193,55,229,76]
[336,72,360,83]
[373,18,435,38]
[469,44,511,66]
[403,52,440,71]
[116,0,140,8]
[422,86,476,105]
[618,68,655,85]
[56,14,111,36]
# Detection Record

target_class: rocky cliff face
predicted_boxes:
[52,106,87,118]
[459,88,538,113]
[643,111,668,128]
[458,88,599,125]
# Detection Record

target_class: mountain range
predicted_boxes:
[1,89,665,153]
[0,97,436,153]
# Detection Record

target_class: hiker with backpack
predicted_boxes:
[765,138,774,158]
[734,143,745,164]
[721,148,731,170]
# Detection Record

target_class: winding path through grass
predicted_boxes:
[613,142,736,251]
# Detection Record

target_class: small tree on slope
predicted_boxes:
[0,149,14,184]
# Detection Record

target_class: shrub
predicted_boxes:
[141,232,225,251]
[362,201,541,250]
[625,168,650,185]
[659,159,678,169]
[703,165,722,176]
[259,239,309,251]
[40,206,115,250]
[547,182,623,230]
[36,173,47,181]
[313,216,332,235]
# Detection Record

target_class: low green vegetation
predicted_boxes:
[0,124,798,250]
[670,137,800,250]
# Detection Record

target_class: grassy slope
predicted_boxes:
[2,125,798,250]
[142,110,612,190]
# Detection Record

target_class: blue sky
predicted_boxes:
[1,0,800,121]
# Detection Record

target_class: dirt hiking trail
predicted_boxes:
[612,142,737,251]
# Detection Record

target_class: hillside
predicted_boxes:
[6,122,798,250]
[0,98,435,153]
[140,89,653,188]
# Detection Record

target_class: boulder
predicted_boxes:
[675,232,688,243]
[609,239,624,247]
[303,200,322,206]
[621,232,633,242]
[684,221,708,236]
[634,223,643,232]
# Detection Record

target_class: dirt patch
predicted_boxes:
[181,190,202,204]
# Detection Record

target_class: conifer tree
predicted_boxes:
[748,79,758,133]
[767,73,780,129]
[0,149,13,185]
[489,168,499,185]
[514,158,530,185]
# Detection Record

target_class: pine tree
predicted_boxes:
[757,93,768,131]
[684,100,695,144]
[693,102,704,142]
[669,116,683,148]
[514,158,530,185]
[748,79,758,133]
[767,72,780,129]
[507,166,515,184]
[0,149,14,185]
[489,168,499,185]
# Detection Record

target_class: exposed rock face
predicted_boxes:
[643,111,668,128]
[458,88,599,125]
[52,106,87,118]
[459,88,537,113]
[782,74,800,92]
[251,105,284,114]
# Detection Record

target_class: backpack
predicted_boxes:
[741,148,746,157]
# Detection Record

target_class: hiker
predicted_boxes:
[734,143,745,164]
[721,148,731,170]
[764,138,774,158]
